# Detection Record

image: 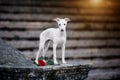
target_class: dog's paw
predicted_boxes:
[54,61,58,65]
[35,60,38,64]
[62,61,66,64]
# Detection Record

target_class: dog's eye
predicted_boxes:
[59,24,61,26]
[64,24,66,26]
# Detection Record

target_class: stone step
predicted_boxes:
[0,13,120,22]
[7,39,120,49]
[22,48,120,59]
[0,6,120,15]
[67,59,120,69]
[0,64,90,80]
[1,21,120,31]
[1,31,120,39]
[0,0,119,9]
[86,68,120,80]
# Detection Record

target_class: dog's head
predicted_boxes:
[53,18,71,32]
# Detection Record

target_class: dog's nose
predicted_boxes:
[61,29,64,32]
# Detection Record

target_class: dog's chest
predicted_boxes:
[54,32,66,44]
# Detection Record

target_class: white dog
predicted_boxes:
[35,18,70,64]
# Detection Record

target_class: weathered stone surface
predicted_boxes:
[0,64,90,80]
[0,38,35,66]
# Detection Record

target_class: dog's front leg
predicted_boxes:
[53,43,58,64]
[62,43,66,64]
[35,48,41,64]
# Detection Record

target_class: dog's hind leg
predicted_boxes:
[35,45,42,64]
[35,39,45,64]
[43,40,50,57]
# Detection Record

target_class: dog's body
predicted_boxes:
[35,18,70,64]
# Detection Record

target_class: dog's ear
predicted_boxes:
[53,18,60,22]
[64,18,71,22]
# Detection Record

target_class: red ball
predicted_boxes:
[38,59,46,66]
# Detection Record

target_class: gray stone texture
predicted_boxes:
[0,38,35,66]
